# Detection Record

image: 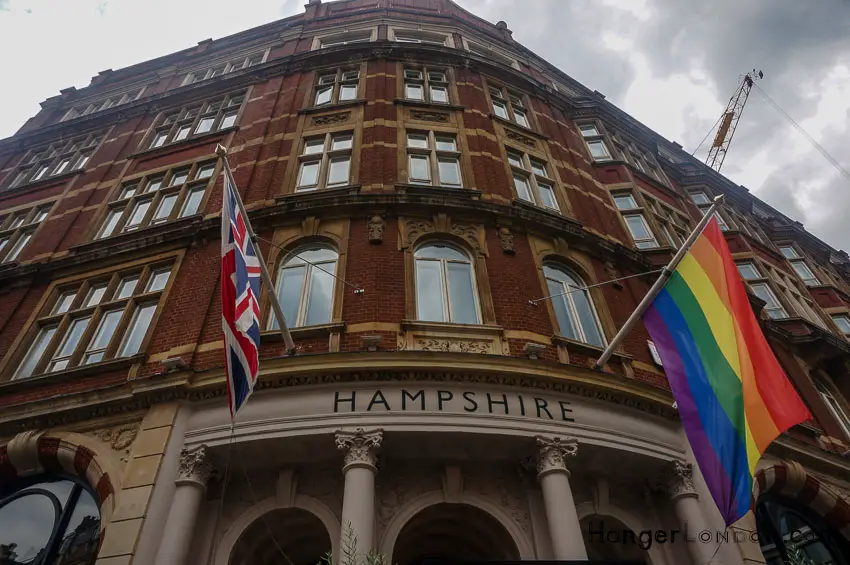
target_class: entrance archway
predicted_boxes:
[580,515,650,564]
[228,507,331,565]
[391,502,520,565]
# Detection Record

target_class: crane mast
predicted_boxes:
[705,69,763,172]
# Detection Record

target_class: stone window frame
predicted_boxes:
[542,262,607,348]
[736,255,826,326]
[0,201,54,264]
[777,243,822,287]
[263,218,350,348]
[91,157,221,241]
[733,257,790,320]
[505,146,561,212]
[404,129,464,188]
[401,66,451,105]
[0,252,184,381]
[399,216,497,326]
[312,67,363,107]
[142,90,247,151]
[413,240,482,325]
[485,81,533,130]
[61,85,147,122]
[388,25,455,47]
[461,36,519,70]
[2,132,105,191]
[310,25,378,51]
[829,312,850,339]
[814,378,850,441]
[294,131,355,192]
[181,49,269,86]
[268,244,340,330]
[609,189,659,250]
[576,120,614,163]
[639,192,692,249]
[686,188,736,232]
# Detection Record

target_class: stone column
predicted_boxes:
[336,428,383,558]
[155,445,214,565]
[535,436,588,560]
[659,460,716,565]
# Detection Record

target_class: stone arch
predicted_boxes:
[754,461,850,539]
[0,429,122,542]
[214,494,340,565]
[379,490,535,560]
[576,501,660,565]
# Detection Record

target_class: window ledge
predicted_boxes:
[128,126,238,160]
[0,169,82,195]
[401,320,503,336]
[511,198,564,219]
[551,334,632,362]
[394,98,466,112]
[395,183,481,199]
[276,184,361,203]
[490,114,548,140]
[0,354,145,395]
[298,99,367,115]
[262,321,345,340]
[68,215,203,256]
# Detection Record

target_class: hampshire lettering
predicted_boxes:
[332,389,574,421]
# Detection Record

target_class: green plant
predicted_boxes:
[321,523,390,565]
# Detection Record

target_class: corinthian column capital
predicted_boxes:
[535,435,578,478]
[658,460,697,500]
[177,445,214,488]
[335,428,383,472]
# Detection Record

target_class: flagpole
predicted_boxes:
[592,194,725,370]
[216,145,297,355]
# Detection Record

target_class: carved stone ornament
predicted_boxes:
[368,215,385,244]
[415,338,491,354]
[499,227,515,255]
[657,460,697,499]
[312,112,350,126]
[88,423,140,464]
[177,445,215,486]
[535,435,578,477]
[506,130,536,148]
[335,428,383,471]
[410,110,450,123]
[404,219,435,249]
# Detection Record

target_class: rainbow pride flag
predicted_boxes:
[642,217,811,525]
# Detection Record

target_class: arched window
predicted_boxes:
[543,264,604,347]
[0,475,101,565]
[755,497,849,565]
[271,246,338,329]
[415,243,480,324]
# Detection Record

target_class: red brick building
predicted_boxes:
[0,0,848,564]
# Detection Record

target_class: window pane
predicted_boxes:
[407,134,429,149]
[195,163,216,179]
[549,280,577,340]
[53,291,77,314]
[318,74,336,85]
[116,275,139,299]
[434,137,456,151]
[416,259,446,322]
[690,192,711,205]
[49,316,91,372]
[14,325,57,379]
[507,153,523,168]
[613,194,637,210]
[274,265,306,328]
[99,208,123,239]
[737,263,761,280]
[572,289,603,346]
[297,162,320,188]
[53,158,71,175]
[405,83,424,100]
[146,178,163,193]
[340,84,358,101]
[303,139,325,155]
[180,187,205,217]
[195,117,214,134]
[315,86,333,105]
[221,112,238,129]
[169,170,189,186]
[331,135,353,151]
[791,262,818,284]
[538,183,558,210]
[124,200,151,230]
[588,140,611,159]
[530,160,547,177]
[175,126,191,142]
[146,268,171,292]
[430,85,448,103]
[415,245,468,261]
[832,315,850,335]
[447,261,479,324]
[751,283,787,318]
[152,193,178,223]
[304,263,336,326]
[32,164,49,181]
[84,284,108,307]
[0,493,58,558]
[513,109,529,128]
[579,125,600,137]
[33,208,49,223]
[493,101,509,119]
[409,155,431,183]
[4,232,32,262]
[84,309,123,364]
[625,214,653,240]
[780,246,799,259]
[151,132,168,148]
[119,303,157,356]
[327,157,350,186]
[437,158,461,186]
[513,174,533,202]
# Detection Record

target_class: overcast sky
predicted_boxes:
[1,0,848,251]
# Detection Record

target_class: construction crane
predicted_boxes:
[705,69,764,172]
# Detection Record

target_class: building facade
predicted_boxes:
[1,0,849,564]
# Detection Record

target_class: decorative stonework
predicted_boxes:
[506,130,537,148]
[657,460,697,499]
[451,224,484,254]
[368,215,385,243]
[499,227,515,254]
[403,219,435,248]
[535,435,578,477]
[465,462,533,536]
[312,112,350,126]
[177,444,215,486]
[335,428,383,471]
[88,423,140,463]
[415,337,492,354]
[376,462,443,536]
[410,110,449,123]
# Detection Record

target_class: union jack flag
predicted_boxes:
[221,170,262,420]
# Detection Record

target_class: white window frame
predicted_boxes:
[462,37,519,69]
[406,131,463,188]
[313,68,361,106]
[403,67,450,104]
[543,264,606,347]
[0,203,52,264]
[611,191,658,249]
[831,313,850,338]
[816,380,850,440]
[779,245,820,287]
[295,132,354,192]
[488,84,531,129]
[414,242,481,325]
[389,26,453,47]
[62,86,147,122]
[269,246,339,329]
[5,133,103,189]
[507,148,559,211]
[311,27,377,51]
[690,191,731,231]
[181,50,268,86]
[146,92,245,150]
[578,122,613,162]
